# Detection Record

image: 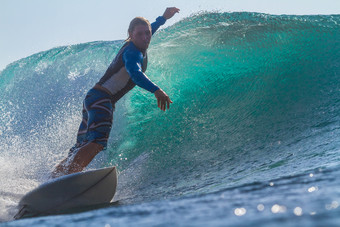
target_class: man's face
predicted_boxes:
[129,24,152,52]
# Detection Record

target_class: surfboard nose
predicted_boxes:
[14,166,117,219]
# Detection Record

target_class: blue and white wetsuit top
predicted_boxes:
[97,16,166,104]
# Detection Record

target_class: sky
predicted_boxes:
[0,0,339,71]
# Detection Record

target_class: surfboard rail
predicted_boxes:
[14,166,117,219]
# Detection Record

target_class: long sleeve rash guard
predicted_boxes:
[97,16,166,103]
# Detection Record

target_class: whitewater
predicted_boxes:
[0,12,340,226]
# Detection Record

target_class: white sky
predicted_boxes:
[0,0,339,71]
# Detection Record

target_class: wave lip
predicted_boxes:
[0,12,340,224]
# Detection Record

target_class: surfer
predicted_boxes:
[51,7,180,178]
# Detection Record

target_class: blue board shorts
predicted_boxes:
[69,88,114,155]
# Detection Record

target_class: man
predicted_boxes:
[51,7,180,178]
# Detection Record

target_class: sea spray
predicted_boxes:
[1,12,339,226]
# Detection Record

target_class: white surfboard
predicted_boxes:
[14,166,117,219]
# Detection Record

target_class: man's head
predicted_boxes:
[127,17,152,52]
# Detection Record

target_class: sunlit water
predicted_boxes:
[1,12,340,226]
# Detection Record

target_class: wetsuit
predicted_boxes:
[69,16,166,153]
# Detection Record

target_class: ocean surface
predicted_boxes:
[0,12,340,226]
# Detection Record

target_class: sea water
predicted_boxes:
[0,12,340,226]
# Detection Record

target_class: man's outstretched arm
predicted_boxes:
[151,7,180,34]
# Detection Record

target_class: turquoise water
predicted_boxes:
[1,12,340,226]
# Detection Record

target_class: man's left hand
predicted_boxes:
[154,89,173,111]
[163,7,180,20]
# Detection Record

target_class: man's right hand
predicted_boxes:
[154,89,173,111]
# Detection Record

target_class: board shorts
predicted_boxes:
[69,88,114,156]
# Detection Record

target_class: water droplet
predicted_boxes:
[308,186,318,193]
[257,204,265,211]
[294,207,303,216]
[234,208,247,216]
[326,201,339,210]
[271,204,286,213]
